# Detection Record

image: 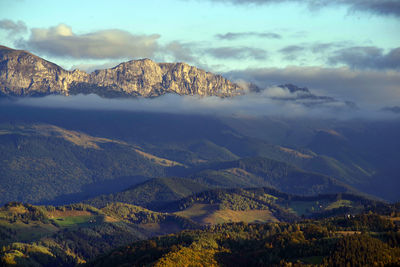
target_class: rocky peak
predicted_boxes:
[0,46,89,96]
[0,46,244,98]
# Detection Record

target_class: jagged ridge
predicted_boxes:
[0,45,244,97]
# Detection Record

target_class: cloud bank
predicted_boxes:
[17,24,160,59]
[328,46,400,70]
[2,89,397,120]
[3,20,398,73]
[4,22,272,67]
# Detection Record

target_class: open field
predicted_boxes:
[49,215,102,228]
[175,203,277,225]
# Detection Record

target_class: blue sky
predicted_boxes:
[1,0,400,106]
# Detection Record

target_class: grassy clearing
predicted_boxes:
[46,209,105,228]
[50,215,102,228]
[287,199,358,217]
[288,201,323,216]
[202,209,278,225]
[174,204,218,223]
[46,210,93,218]
[325,199,352,210]
[175,204,277,225]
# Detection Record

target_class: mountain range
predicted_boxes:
[0,45,361,112]
[0,45,243,98]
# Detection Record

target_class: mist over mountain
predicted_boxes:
[1,91,396,121]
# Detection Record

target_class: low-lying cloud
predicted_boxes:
[226,66,400,107]
[2,89,397,120]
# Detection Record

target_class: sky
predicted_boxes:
[0,0,399,108]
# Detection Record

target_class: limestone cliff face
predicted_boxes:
[158,62,241,96]
[0,46,243,97]
[0,46,88,96]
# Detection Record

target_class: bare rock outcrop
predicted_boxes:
[0,46,244,97]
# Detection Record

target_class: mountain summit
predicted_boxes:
[0,46,244,98]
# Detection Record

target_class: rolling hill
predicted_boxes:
[84,156,363,214]
[86,177,210,210]
[0,123,184,205]
[185,157,360,196]
[163,187,384,224]
[2,103,396,203]
[2,103,399,202]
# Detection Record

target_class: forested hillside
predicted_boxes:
[2,105,398,202]
[87,212,400,267]
[1,190,396,266]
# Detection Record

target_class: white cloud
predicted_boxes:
[18,24,160,59]
[262,86,296,98]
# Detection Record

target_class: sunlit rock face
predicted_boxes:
[0,46,244,98]
[0,45,89,96]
